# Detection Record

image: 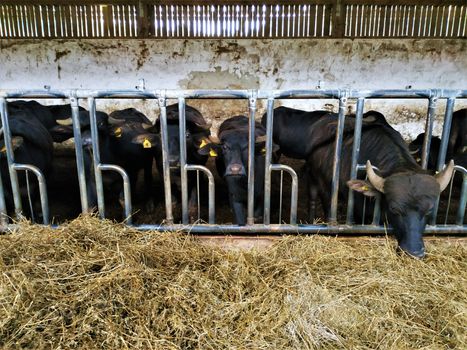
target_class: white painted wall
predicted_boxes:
[1,38,466,139]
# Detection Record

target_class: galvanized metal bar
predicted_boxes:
[1,89,467,101]
[158,95,174,224]
[13,163,49,224]
[186,164,215,224]
[421,96,437,169]
[329,95,347,223]
[178,97,189,224]
[278,170,283,224]
[247,91,256,225]
[436,97,455,169]
[87,97,105,218]
[134,223,466,235]
[431,97,455,225]
[0,169,8,227]
[456,166,466,225]
[270,163,298,224]
[70,95,89,212]
[346,97,365,224]
[263,97,275,225]
[0,97,22,217]
[0,89,69,99]
[98,163,132,224]
[356,163,382,225]
[371,192,381,225]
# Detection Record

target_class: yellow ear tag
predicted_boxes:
[209,149,218,157]
[261,148,266,155]
[362,186,369,191]
[143,138,152,148]
[114,127,122,138]
[200,139,208,148]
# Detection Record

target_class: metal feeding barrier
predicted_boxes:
[0,88,465,235]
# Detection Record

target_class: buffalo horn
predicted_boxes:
[208,135,220,144]
[255,135,267,143]
[108,115,125,125]
[435,160,455,192]
[56,118,73,126]
[142,122,153,130]
[366,160,385,193]
[196,121,212,130]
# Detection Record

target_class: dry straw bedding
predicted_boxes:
[0,216,466,349]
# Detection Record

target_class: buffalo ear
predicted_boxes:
[198,143,219,157]
[254,141,279,155]
[347,179,379,197]
[110,126,123,138]
[131,134,159,148]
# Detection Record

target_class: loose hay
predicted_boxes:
[0,216,466,349]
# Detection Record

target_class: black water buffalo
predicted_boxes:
[199,115,277,225]
[0,106,54,220]
[261,106,389,218]
[54,109,157,213]
[134,103,212,220]
[300,113,454,258]
[8,100,85,142]
[409,108,466,170]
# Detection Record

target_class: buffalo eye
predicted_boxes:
[222,144,229,151]
[185,131,191,139]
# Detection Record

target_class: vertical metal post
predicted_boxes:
[70,95,89,213]
[178,97,189,224]
[330,95,347,224]
[0,97,22,217]
[158,95,174,224]
[457,171,466,225]
[371,196,381,226]
[431,97,455,225]
[346,97,364,224]
[87,97,105,218]
[421,96,437,169]
[263,97,275,225]
[436,98,455,170]
[0,169,8,227]
[247,91,257,225]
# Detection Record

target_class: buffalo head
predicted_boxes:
[347,160,455,258]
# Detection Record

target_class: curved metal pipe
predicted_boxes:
[13,163,49,225]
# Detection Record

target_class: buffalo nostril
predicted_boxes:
[397,246,426,259]
[229,164,244,175]
[231,164,241,172]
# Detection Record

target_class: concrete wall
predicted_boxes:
[1,38,466,139]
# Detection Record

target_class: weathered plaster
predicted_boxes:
[0,38,466,139]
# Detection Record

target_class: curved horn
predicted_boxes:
[108,115,125,125]
[208,135,220,144]
[255,135,267,143]
[409,147,420,155]
[366,160,385,193]
[435,160,455,192]
[196,121,212,130]
[56,118,73,126]
[142,122,154,130]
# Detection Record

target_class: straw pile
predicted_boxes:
[0,216,466,349]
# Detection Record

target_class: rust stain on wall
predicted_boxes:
[136,41,150,70]
[54,49,71,62]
